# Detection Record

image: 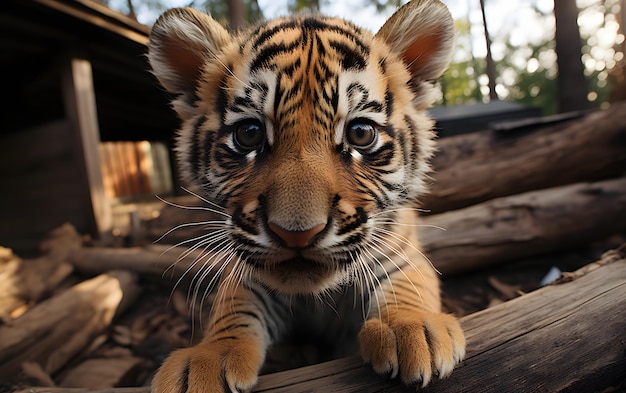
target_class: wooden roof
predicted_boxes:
[1,0,178,141]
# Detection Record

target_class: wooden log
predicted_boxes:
[69,244,208,285]
[252,245,626,392]
[0,224,81,318]
[0,270,141,382]
[422,101,626,213]
[422,177,626,274]
[13,246,626,393]
[72,178,626,279]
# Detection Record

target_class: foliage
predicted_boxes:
[366,0,404,12]
[192,0,263,27]
[287,0,322,13]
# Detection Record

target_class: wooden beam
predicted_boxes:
[61,56,112,239]
[32,0,150,45]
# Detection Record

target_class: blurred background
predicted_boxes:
[103,0,626,114]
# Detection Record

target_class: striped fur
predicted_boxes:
[149,1,465,391]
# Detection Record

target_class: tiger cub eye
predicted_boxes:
[346,121,377,149]
[234,122,265,151]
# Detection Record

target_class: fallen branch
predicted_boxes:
[0,270,141,382]
[423,102,626,213]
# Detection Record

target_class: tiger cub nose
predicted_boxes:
[268,223,326,248]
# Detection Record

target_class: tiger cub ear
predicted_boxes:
[376,0,454,82]
[148,7,233,97]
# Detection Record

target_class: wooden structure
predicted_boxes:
[0,0,177,252]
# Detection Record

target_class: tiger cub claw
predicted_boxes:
[359,312,466,387]
[152,339,264,393]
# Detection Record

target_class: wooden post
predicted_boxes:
[61,56,112,239]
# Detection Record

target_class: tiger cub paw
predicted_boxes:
[359,311,465,387]
[152,337,265,393]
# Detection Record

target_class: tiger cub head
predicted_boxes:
[148,0,454,295]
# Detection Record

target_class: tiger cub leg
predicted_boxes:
[359,267,466,387]
[152,283,272,393]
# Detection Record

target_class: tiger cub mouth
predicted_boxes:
[249,251,350,294]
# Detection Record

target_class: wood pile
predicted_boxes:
[1,102,625,392]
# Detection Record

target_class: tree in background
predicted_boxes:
[554,0,590,112]
[288,0,321,13]
[99,0,262,28]
[103,0,624,115]
[184,0,262,28]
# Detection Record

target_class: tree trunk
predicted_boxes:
[554,0,589,112]
[227,0,246,30]
[479,0,497,101]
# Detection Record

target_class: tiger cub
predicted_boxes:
[148,0,465,391]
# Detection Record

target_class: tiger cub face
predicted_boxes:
[149,0,453,295]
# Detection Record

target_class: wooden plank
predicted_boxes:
[61,56,112,239]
